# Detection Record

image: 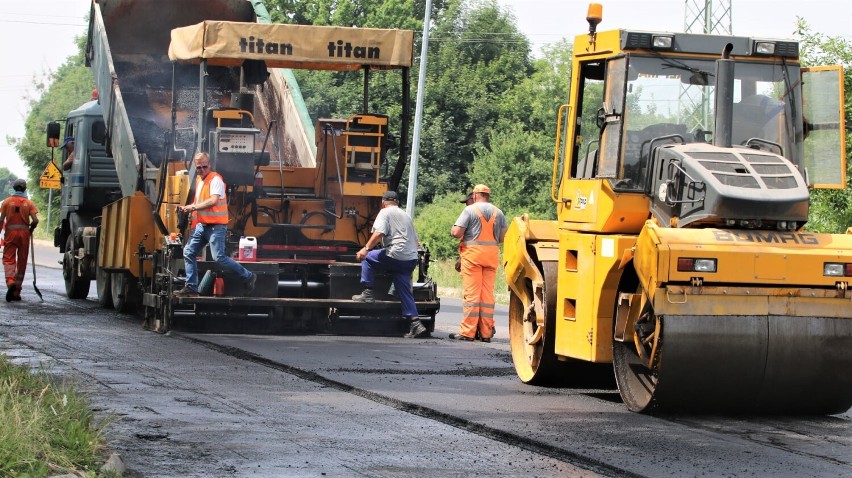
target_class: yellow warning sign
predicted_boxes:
[39,162,62,190]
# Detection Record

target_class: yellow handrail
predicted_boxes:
[551,104,572,203]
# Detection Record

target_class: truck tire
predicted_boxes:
[64,235,91,299]
[111,271,138,313]
[96,266,114,308]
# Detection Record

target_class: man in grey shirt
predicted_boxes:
[353,191,427,338]
[449,184,508,342]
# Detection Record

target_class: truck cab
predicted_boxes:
[55,100,121,253]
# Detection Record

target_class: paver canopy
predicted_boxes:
[169,21,414,70]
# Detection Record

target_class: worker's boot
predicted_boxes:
[5,285,13,302]
[174,287,199,298]
[351,288,375,302]
[244,273,257,295]
[12,285,21,301]
[403,319,429,339]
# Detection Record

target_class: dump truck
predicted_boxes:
[51,0,439,334]
[503,4,852,413]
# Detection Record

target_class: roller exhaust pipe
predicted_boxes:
[713,43,735,148]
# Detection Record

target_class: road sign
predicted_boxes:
[39,162,62,190]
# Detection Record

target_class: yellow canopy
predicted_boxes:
[169,21,414,70]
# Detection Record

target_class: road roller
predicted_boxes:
[503,4,852,413]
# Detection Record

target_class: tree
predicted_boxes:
[414,0,532,202]
[495,39,572,135]
[796,19,852,233]
[469,124,554,219]
[0,168,18,201]
[467,40,572,220]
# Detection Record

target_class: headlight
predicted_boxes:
[652,35,674,49]
[824,263,852,277]
[677,258,717,273]
[754,41,776,55]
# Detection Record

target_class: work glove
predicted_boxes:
[29,224,37,234]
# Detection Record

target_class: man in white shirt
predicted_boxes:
[353,191,427,338]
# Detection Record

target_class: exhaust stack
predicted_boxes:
[713,43,735,148]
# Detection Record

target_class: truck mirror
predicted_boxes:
[46,122,61,147]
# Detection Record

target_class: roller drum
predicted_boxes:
[616,314,852,414]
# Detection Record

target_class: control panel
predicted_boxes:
[217,129,256,153]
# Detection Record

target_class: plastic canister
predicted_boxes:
[238,236,257,262]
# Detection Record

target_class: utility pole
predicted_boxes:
[406,0,432,218]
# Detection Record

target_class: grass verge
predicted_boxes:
[0,354,108,477]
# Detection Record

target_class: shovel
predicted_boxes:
[30,233,43,302]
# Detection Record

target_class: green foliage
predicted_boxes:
[0,167,18,201]
[469,124,554,219]
[0,354,106,477]
[416,0,532,202]
[413,191,466,259]
[496,39,572,135]
[796,19,852,232]
[470,40,573,221]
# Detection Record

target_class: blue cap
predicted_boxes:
[60,137,75,149]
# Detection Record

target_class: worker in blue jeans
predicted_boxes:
[352,190,427,338]
[175,152,256,297]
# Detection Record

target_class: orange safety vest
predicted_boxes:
[1,196,33,229]
[195,172,229,225]
[461,204,499,269]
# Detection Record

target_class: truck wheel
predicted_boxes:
[508,261,561,384]
[63,236,91,299]
[96,266,114,308]
[111,271,138,313]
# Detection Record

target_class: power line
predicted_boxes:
[0,12,85,19]
[0,19,85,27]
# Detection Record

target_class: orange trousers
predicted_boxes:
[3,228,29,298]
[458,256,496,339]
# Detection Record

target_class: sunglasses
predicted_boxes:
[196,165,210,170]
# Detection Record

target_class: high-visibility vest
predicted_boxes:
[195,173,228,225]
[461,204,499,269]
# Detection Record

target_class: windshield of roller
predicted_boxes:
[590,54,803,192]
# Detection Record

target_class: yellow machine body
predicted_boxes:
[504,14,852,413]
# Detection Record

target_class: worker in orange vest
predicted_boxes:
[449,184,507,342]
[175,152,256,297]
[1,179,39,301]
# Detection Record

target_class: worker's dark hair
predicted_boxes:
[12,178,27,192]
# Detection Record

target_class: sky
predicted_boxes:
[1,0,850,180]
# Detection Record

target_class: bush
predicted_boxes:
[413,191,468,260]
